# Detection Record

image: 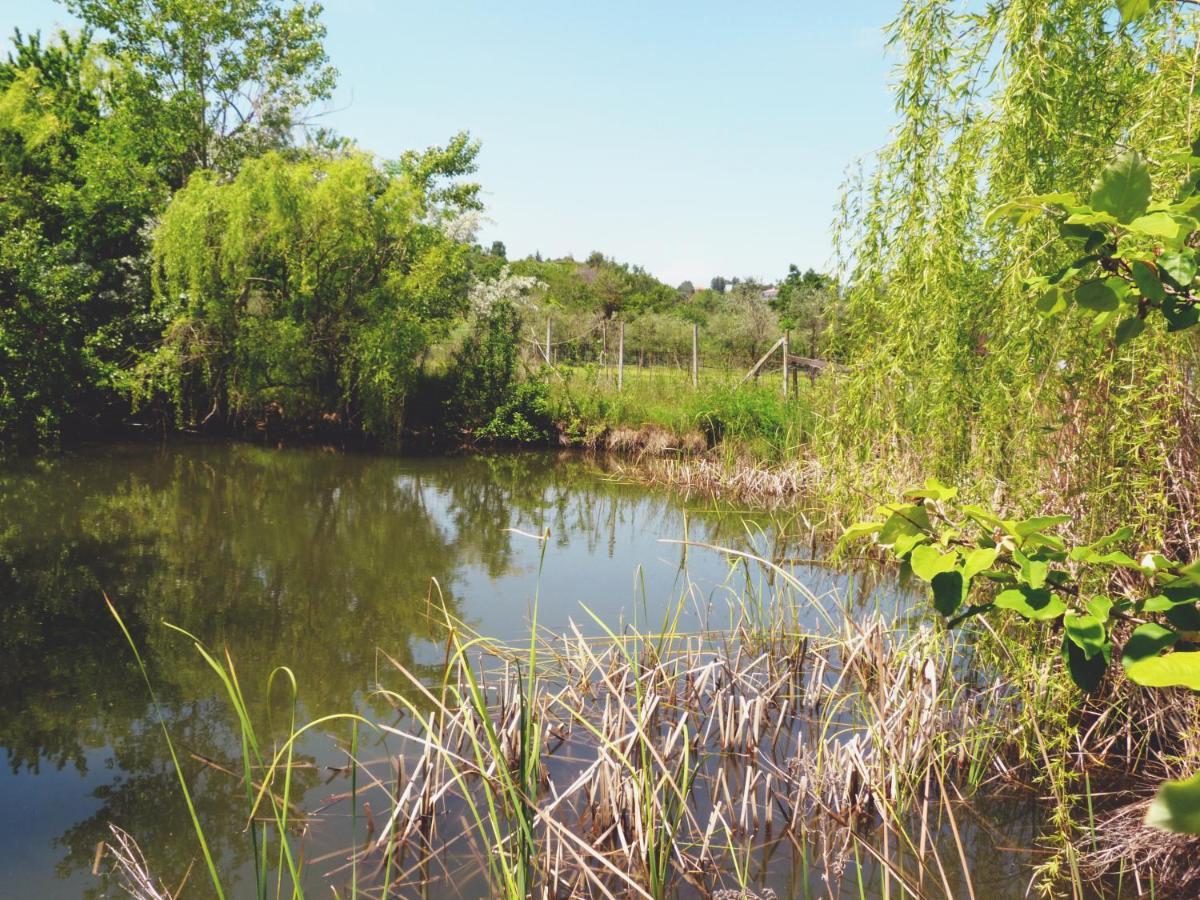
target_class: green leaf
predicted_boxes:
[994,586,1067,621]
[1012,515,1072,538]
[1090,550,1142,568]
[931,570,967,617]
[1014,548,1049,589]
[1167,603,1200,632]
[1075,280,1120,312]
[841,521,885,543]
[1115,316,1145,345]
[1086,596,1114,621]
[1146,772,1200,834]
[1131,260,1168,302]
[1089,151,1151,223]
[1163,296,1200,332]
[1070,527,1134,561]
[962,505,1003,530]
[1117,0,1153,23]
[1036,286,1067,316]
[892,531,928,556]
[905,477,959,502]
[985,192,1076,227]
[1143,594,1194,612]
[877,505,931,547]
[1065,210,1118,227]
[961,547,999,580]
[1125,651,1200,689]
[1122,623,1179,667]
[1127,212,1193,242]
[1159,250,1197,286]
[910,545,959,582]
[1064,612,1108,659]
[1063,632,1110,692]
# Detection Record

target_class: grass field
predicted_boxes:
[542,362,820,462]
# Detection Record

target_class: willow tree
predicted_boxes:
[828,0,1200,545]
[132,134,483,437]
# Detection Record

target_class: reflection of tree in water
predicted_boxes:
[0,443,906,894]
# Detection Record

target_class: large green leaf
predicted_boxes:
[1163,296,1200,332]
[1122,623,1179,667]
[961,547,999,580]
[877,505,931,547]
[1116,0,1153,24]
[1159,250,1197,286]
[1012,515,1072,537]
[905,477,958,502]
[1062,632,1109,692]
[1014,549,1049,589]
[1089,151,1151,222]
[1075,280,1120,312]
[910,545,959,582]
[994,586,1066,621]
[1064,612,1108,659]
[1127,212,1193,243]
[931,570,967,617]
[1146,772,1200,834]
[1036,286,1066,316]
[1085,596,1114,621]
[1114,316,1145,346]
[1131,260,1168,303]
[1125,651,1200,689]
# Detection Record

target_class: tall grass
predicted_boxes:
[104,597,367,900]
[101,536,1192,897]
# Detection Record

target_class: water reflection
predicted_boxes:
[0,442,902,898]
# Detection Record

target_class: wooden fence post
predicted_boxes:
[782,330,789,398]
[692,324,699,389]
[617,320,624,392]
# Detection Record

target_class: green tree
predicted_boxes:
[61,0,336,181]
[135,136,482,438]
[771,265,837,356]
[0,29,165,447]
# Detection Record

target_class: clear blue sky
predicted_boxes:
[5,0,901,286]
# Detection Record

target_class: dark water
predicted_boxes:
[0,442,1032,898]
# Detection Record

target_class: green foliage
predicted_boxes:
[478,379,554,443]
[825,0,1200,547]
[1146,772,1200,833]
[137,140,481,437]
[63,0,336,180]
[0,29,164,448]
[1001,150,1200,341]
[845,482,1200,697]
[769,265,840,355]
[448,300,522,432]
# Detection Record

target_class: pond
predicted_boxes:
[0,442,1033,898]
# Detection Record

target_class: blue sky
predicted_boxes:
[5,0,900,286]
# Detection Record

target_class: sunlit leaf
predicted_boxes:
[1146,772,1200,834]
[1125,651,1200,689]
[994,586,1066,621]
[961,547,999,580]
[910,544,959,581]
[1089,151,1151,222]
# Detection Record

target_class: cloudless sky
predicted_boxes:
[5,0,901,286]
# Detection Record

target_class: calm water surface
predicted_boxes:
[0,443,1031,898]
